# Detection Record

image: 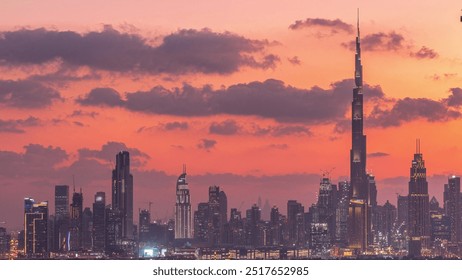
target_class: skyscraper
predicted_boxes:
[92,192,106,251]
[69,189,83,251]
[175,165,192,239]
[54,185,69,252]
[445,176,460,243]
[24,198,48,258]
[408,139,430,257]
[112,151,134,240]
[287,200,304,246]
[82,207,93,250]
[348,11,371,252]
[139,209,151,243]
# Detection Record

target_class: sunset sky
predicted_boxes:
[1,0,461,230]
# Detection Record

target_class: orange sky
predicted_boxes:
[0,1,461,229]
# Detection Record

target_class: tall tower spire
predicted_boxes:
[349,9,370,253]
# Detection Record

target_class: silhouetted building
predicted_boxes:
[0,227,9,255]
[348,13,371,252]
[175,165,192,239]
[430,213,450,242]
[24,198,48,258]
[287,200,304,246]
[397,195,408,232]
[105,206,122,253]
[92,192,106,252]
[246,204,261,247]
[112,151,134,241]
[226,208,245,246]
[270,206,283,246]
[69,190,83,251]
[82,207,93,250]
[336,181,350,246]
[194,203,209,243]
[316,177,337,243]
[379,200,396,246]
[408,139,430,257]
[54,185,69,252]
[444,176,460,243]
[368,174,378,245]
[139,209,150,243]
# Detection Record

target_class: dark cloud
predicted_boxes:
[0,116,40,133]
[0,27,278,75]
[342,32,405,51]
[288,56,301,65]
[78,78,385,124]
[73,121,85,127]
[445,88,462,107]
[430,73,457,81]
[0,144,68,178]
[0,79,61,108]
[253,124,312,137]
[68,110,99,118]
[289,18,353,34]
[368,97,461,127]
[410,46,438,59]
[209,120,240,135]
[162,121,189,131]
[197,139,217,151]
[76,88,123,107]
[368,152,390,158]
[78,141,150,167]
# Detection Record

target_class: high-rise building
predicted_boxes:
[112,151,134,240]
[336,181,350,247]
[444,176,460,243]
[69,189,83,251]
[316,177,337,243]
[226,208,245,246]
[380,200,396,247]
[82,207,93,250]
[194,202,209,243]
[139,209,151,243]
[0,227,9,255]
[92,192,106,251]
[175,166,192,239]
[348,12,371,252]
[54,185,69,252]
[287,200,305,246]
[246,204,261,247]
[24,198,48,258]
[407,139,430,257]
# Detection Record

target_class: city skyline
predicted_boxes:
[0,1,462,234]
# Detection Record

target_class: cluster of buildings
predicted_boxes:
[0,16,461,260]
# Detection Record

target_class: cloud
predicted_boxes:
[76,87,123,107]
[410,46,438,59]
[289,18,354,34]
[0,27,279,75]
[368,97,461,127]
[0,116,41,133]
[342,32,438,60]
[162,121,189,131]
[209,119,240,135]
[368,152,390,158]
[253,124,312,137]
[445,88,462,107]
[197,138,217,151]
[78,141,150,167]
[68,110,99,118]
[0,79,61,108]
[77,78,385,123]
[342,32,405,51]
[429,73,457,81]
[287,56,301,65]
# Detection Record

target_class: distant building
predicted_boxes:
[175,166,192,239]
[92,192,106,252]
[24,198,48,258]
[444,176,460,243]
[82,207,93,250]
[112,151,134,241]
[54,185,69,252]
[287,200,304,246]
[139,209,150,243]
[407,140,430,257]
[69,190,83,251]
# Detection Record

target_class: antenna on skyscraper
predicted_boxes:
[357,8,360,37]
[416,138,421,154]
[183,164,186,174]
